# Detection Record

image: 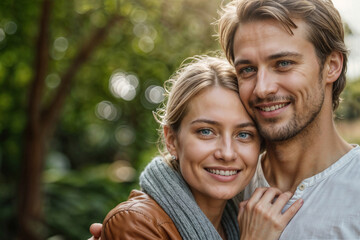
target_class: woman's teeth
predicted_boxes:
[206,168,238,176]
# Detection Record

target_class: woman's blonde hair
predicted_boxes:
[154,55,239,169]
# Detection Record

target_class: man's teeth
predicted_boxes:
[260,103,286,112]
[207,169,238,176]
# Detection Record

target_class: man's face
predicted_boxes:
[232,19,325,142]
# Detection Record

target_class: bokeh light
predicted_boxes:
[75,0,101,14]
[44,151,71,183]
[130,8,157,54]
[145,85,165,104]
[108,160,136,183]
[4,21,17,35]
[130,9,147,24]
[0,29,5,42]
[109,71,139,101]
[86,124,107,146]
[133,23,157,40]
[138,36,154,53]
[115,126,135,146]
[45,73,61,89]
[54,37,69,52]
[95,101,119,121]
[133,23,148,37]
[50,49,65,60]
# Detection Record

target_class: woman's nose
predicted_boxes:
[214,137,237,161]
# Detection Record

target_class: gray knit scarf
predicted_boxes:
[139,157,240,240]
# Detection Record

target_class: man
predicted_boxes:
[90,0,360,239]
[218,0,360,239]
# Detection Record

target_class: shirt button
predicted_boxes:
[299,184,305,191]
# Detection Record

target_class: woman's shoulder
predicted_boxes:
[106,190,173,223]
[101,190,181,240]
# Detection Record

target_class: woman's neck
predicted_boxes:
[194,195,228,239]
[218,223,227,240]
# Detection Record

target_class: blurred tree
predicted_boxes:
[1,0,355,238]
[0,0,225,239]
[337,78,360,120]
[19,1,123,239]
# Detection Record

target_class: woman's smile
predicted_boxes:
[170,86,261,205]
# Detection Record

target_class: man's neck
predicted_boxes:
[262,118,352,193]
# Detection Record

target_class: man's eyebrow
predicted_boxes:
[234,59,252,68]
[234,51,303,67]
[267,51,303,60]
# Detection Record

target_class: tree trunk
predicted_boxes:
[17,0,52,239]
[17,0,122,238]
[18,127,48,240]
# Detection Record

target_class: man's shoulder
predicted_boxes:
[351,144,360,155]
[339,144,360,168]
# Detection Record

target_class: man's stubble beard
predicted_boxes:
[255,78,325,142]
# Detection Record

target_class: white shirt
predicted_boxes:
[243,145,360,240]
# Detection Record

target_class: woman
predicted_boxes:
[97,56,303,240]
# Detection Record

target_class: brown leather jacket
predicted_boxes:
[101,190,182,240]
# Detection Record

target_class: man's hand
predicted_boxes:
[238,187,303,240]
[88,223,103,240]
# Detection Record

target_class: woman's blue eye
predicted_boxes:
[199,129,212,135]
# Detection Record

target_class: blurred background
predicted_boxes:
[0,0,359,239]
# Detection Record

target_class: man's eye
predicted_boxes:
[242,67,255,73]
[237,132,250,139]
[241,66,256,73]
[277,60,292,68]
[238,66,256,78]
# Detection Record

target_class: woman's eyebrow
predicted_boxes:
[191,119,255,128]
[236,122,256,129]
[191,119,219,125]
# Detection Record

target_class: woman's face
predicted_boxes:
[166,86,260,206]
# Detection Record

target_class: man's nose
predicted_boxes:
[253,68,278,99]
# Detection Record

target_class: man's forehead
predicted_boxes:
[232,19,310,61]
[234,19,301,43]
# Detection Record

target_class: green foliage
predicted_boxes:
[337,79,360,120]
[43,164,138,239]
[2,0,358,239]
[336,78,360,145]
[0,0,223,239]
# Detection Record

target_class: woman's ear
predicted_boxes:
[325,51,343,84]
[163,125,177,157]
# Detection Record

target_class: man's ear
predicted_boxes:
[325,51,343,84]
[163,125,177,157]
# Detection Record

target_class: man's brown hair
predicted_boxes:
[218,0,348,110]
